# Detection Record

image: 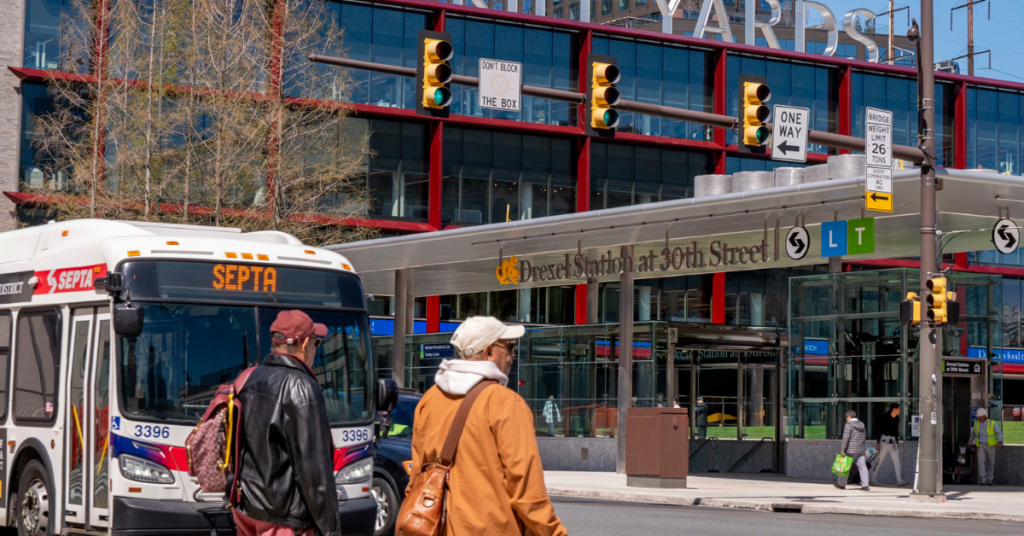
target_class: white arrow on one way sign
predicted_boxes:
[786,226,810,260]
[771,105,810,164]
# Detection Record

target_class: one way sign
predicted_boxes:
[771,105,810,163]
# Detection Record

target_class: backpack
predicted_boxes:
[186,366,258,504]
[396,380,497,536]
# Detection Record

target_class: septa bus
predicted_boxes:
[0,219,396,536]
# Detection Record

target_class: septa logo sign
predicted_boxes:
[34,264,108,295]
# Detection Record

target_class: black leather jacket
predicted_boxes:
[236,353,339,535]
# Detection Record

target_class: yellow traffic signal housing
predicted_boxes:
[926,277,948,323]
[416,30,453,117]
[900,292,921,325]
[738,74,770,154]
[585,54,620,136]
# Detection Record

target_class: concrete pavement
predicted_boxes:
[544,471,1024,523]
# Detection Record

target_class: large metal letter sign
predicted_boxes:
[820,220,847,257]
[771,105,809,163]
[479,59,522,112]
[994,219,1020,255]
[785,226,810,260]
[865,107,894,213]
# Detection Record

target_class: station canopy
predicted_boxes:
[329,169,1022,297]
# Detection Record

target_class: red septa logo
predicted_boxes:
[34,264,108,295]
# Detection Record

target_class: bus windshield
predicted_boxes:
[116,263,373,426]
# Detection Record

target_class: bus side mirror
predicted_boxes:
[377,378,398,413]
[113,303,144,337]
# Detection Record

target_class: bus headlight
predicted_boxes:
[335,458,373,485]
[119,454,175,484]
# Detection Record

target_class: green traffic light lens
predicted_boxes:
[434,89,445,106]
[756,127,770,144]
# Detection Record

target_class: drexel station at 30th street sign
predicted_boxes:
[499,238,773,285]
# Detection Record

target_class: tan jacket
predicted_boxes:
[408,383,567,536]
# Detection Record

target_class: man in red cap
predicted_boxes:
[233,310,340,536]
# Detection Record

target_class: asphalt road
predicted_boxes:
[551,497,1024,536]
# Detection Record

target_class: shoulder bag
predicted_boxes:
[396,380,498,536]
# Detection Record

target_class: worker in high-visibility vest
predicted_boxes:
[972,408,1004,486]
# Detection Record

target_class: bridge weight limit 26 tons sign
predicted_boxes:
[864,107,894,213]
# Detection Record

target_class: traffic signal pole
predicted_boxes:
[913,0,943,501]
[310,54,927,163]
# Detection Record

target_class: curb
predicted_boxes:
[547,487,1024,523]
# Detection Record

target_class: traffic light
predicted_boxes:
[585,54,620,136]
[900,292,921,325]
[926,277,948,323]
[738,74,770,154]
[416,30,452,117]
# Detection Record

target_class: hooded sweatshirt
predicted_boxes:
[408,359,567,536]
[841,418,868,456]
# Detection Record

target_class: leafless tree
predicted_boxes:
[30,0,375,245]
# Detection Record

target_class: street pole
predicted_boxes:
[912,0,943,501]
[888,0,895,65]
[968,0,975,77]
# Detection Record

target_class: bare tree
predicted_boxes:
[30,0,375,245]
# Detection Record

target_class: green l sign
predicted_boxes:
[847,217,875,255]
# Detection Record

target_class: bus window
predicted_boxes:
[118,304,258,423]
[68,317,91,507]
[0,313,10,420]
[257,308,373,424]
[94,320,110,510]
[14,311,60,423]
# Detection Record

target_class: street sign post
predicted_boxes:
[785,226,810,260]
[865,107,894,213]
[479,59,522,112]
[993,218,1020,255]
[771,105,810,163]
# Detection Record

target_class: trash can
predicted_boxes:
[625,407,689,488]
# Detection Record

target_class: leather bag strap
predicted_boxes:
[437,380,498,467]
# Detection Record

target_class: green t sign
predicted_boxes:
[847,217,875,255]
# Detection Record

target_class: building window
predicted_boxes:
[592,38,713,140]
[332,2,429,110]
[618,0,629,11]
[443,127,576,226]
[570,3,580,20]
[590,142,711,210]
[968,87,1023,175]
[602,0,612,15]
[853,73,954,167]
[20,83,69,192]
[553,6,563,17]
[25,0,72,71]
[339,119,429,222]
[727,55,838,153]
[447,18,578,125]
[836,43,858,60]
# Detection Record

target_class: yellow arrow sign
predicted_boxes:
[866,192,893,213]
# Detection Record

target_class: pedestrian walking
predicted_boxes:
[973,408,1004,485]
[835,410,870,491]
[695,397,709,440]
[408,316,567,536]
[234,310,339,536]
[872,403,908,487]
[543,395,562,436]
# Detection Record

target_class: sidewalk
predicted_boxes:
[545,471,1024,522]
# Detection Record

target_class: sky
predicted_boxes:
[825,0,1024,83]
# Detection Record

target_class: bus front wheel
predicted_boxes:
[17,460,51,536]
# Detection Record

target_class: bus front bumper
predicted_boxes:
[111,495,377,535]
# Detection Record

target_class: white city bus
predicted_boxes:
[0,219,394,536]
